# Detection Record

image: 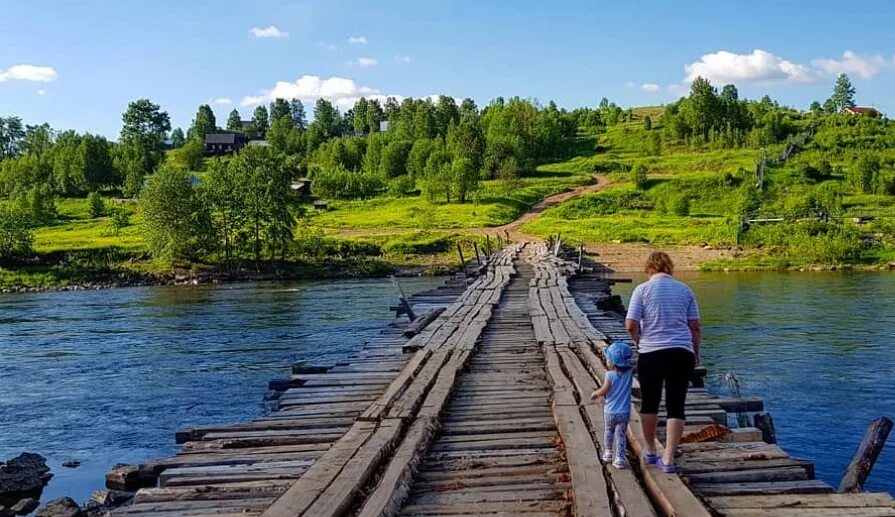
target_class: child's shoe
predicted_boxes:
[601,450,614,462]
[612,458,629,469]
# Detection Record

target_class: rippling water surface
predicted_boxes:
[0,277,443,504]
[2,272,893,505]
[613,271,895,494]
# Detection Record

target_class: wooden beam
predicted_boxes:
[839,416,893,493]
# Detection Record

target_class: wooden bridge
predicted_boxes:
[103,243,895,516]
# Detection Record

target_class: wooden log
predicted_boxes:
[303,419,405,517]
[552,404,613,516]
[456,243,469,277]
[261,421,377,517]
[357,417,438,517]
[691,479,833,496]
[401,308,445,338]
[838,416,893,493]
[754,412,778,444]
[706,492,895,509]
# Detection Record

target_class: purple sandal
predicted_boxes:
[643,452,657,464]
[656,457,676,474]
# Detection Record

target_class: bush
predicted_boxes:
[291,224,382,259]
[88,192,105,218]
[654,191,690,216]
[631,163,648,190]
[668,194,690,216]
[553,189,651,218]
[382,232,454,254]
[109,207,130,234]
[0,203,34,262]
[388,175,417,196]
[17,184,57,225]
[312,165,384,199]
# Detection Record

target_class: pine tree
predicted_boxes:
[828,73,856,112]
[226,109,242,131]
[189,105,216,141]
[289,100,307,130]
[252,105,269,139]
[269,98,291,124]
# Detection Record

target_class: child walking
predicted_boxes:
[590,341,634,469]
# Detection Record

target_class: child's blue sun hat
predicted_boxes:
[605,341,634,368]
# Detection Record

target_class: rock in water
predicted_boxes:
[0,453,52,507]
[35,497,83,517]
[10,498,39,515]
[90,489,131,507]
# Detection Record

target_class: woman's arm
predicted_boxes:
[689,319,701,366]
[687,289,701,365]
[625,285,644,345]
[625,319,641,346]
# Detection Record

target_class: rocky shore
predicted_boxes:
[0,453,134,517]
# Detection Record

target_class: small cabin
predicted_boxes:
[291,179,311,198]
[205,133,249,155]
[842,106,882,118]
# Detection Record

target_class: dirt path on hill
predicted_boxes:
[330,174,734,271]
[333,174,608,239]
[471,173,609,241]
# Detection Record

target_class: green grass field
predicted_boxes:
[310,168,593,230]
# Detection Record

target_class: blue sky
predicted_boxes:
[2,0,894,138]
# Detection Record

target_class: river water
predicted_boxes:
[613,271,895,494]
[1,272,893,506]
[0,277,443,505]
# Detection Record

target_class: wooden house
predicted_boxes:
[205,133,249,155]
[842,106,882,117]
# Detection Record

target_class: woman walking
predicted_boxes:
[625,251,701,473]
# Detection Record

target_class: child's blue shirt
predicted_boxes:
[604,369,633,415]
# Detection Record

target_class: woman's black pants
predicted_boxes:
[637,347,695,420]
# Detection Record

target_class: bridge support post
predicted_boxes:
[839,416,893,493]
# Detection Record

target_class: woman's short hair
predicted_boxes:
[645,251,674,275]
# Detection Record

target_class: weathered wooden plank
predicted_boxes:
[706,493,895,509]
[304,419,405,517]
[357,417,438,517]
[360,349,432,421]
[261,421,376,517]
[692,479,834,496]
[552,404,613,516]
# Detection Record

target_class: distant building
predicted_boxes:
[247,140,269,147]
[205,133,249,155]
[379,120,389,132]
[842,106,882,117]
[291,179,311,198]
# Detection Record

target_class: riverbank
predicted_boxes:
[584,242,895,273]
[0,256,461,294]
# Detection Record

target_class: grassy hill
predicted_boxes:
[6,109,895,289]
[523,118,895,270]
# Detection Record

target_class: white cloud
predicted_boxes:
[684,49,815,84]
[395,54,412,63]
[348,35,368,44]
[811,51,889,79]
[356,57,377,68]
[0,64,58,83]
[36,89,46,95]
[250,26,288,38]
[240,74,418,114]
[641,83,660,92]
[211,97,232,105]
